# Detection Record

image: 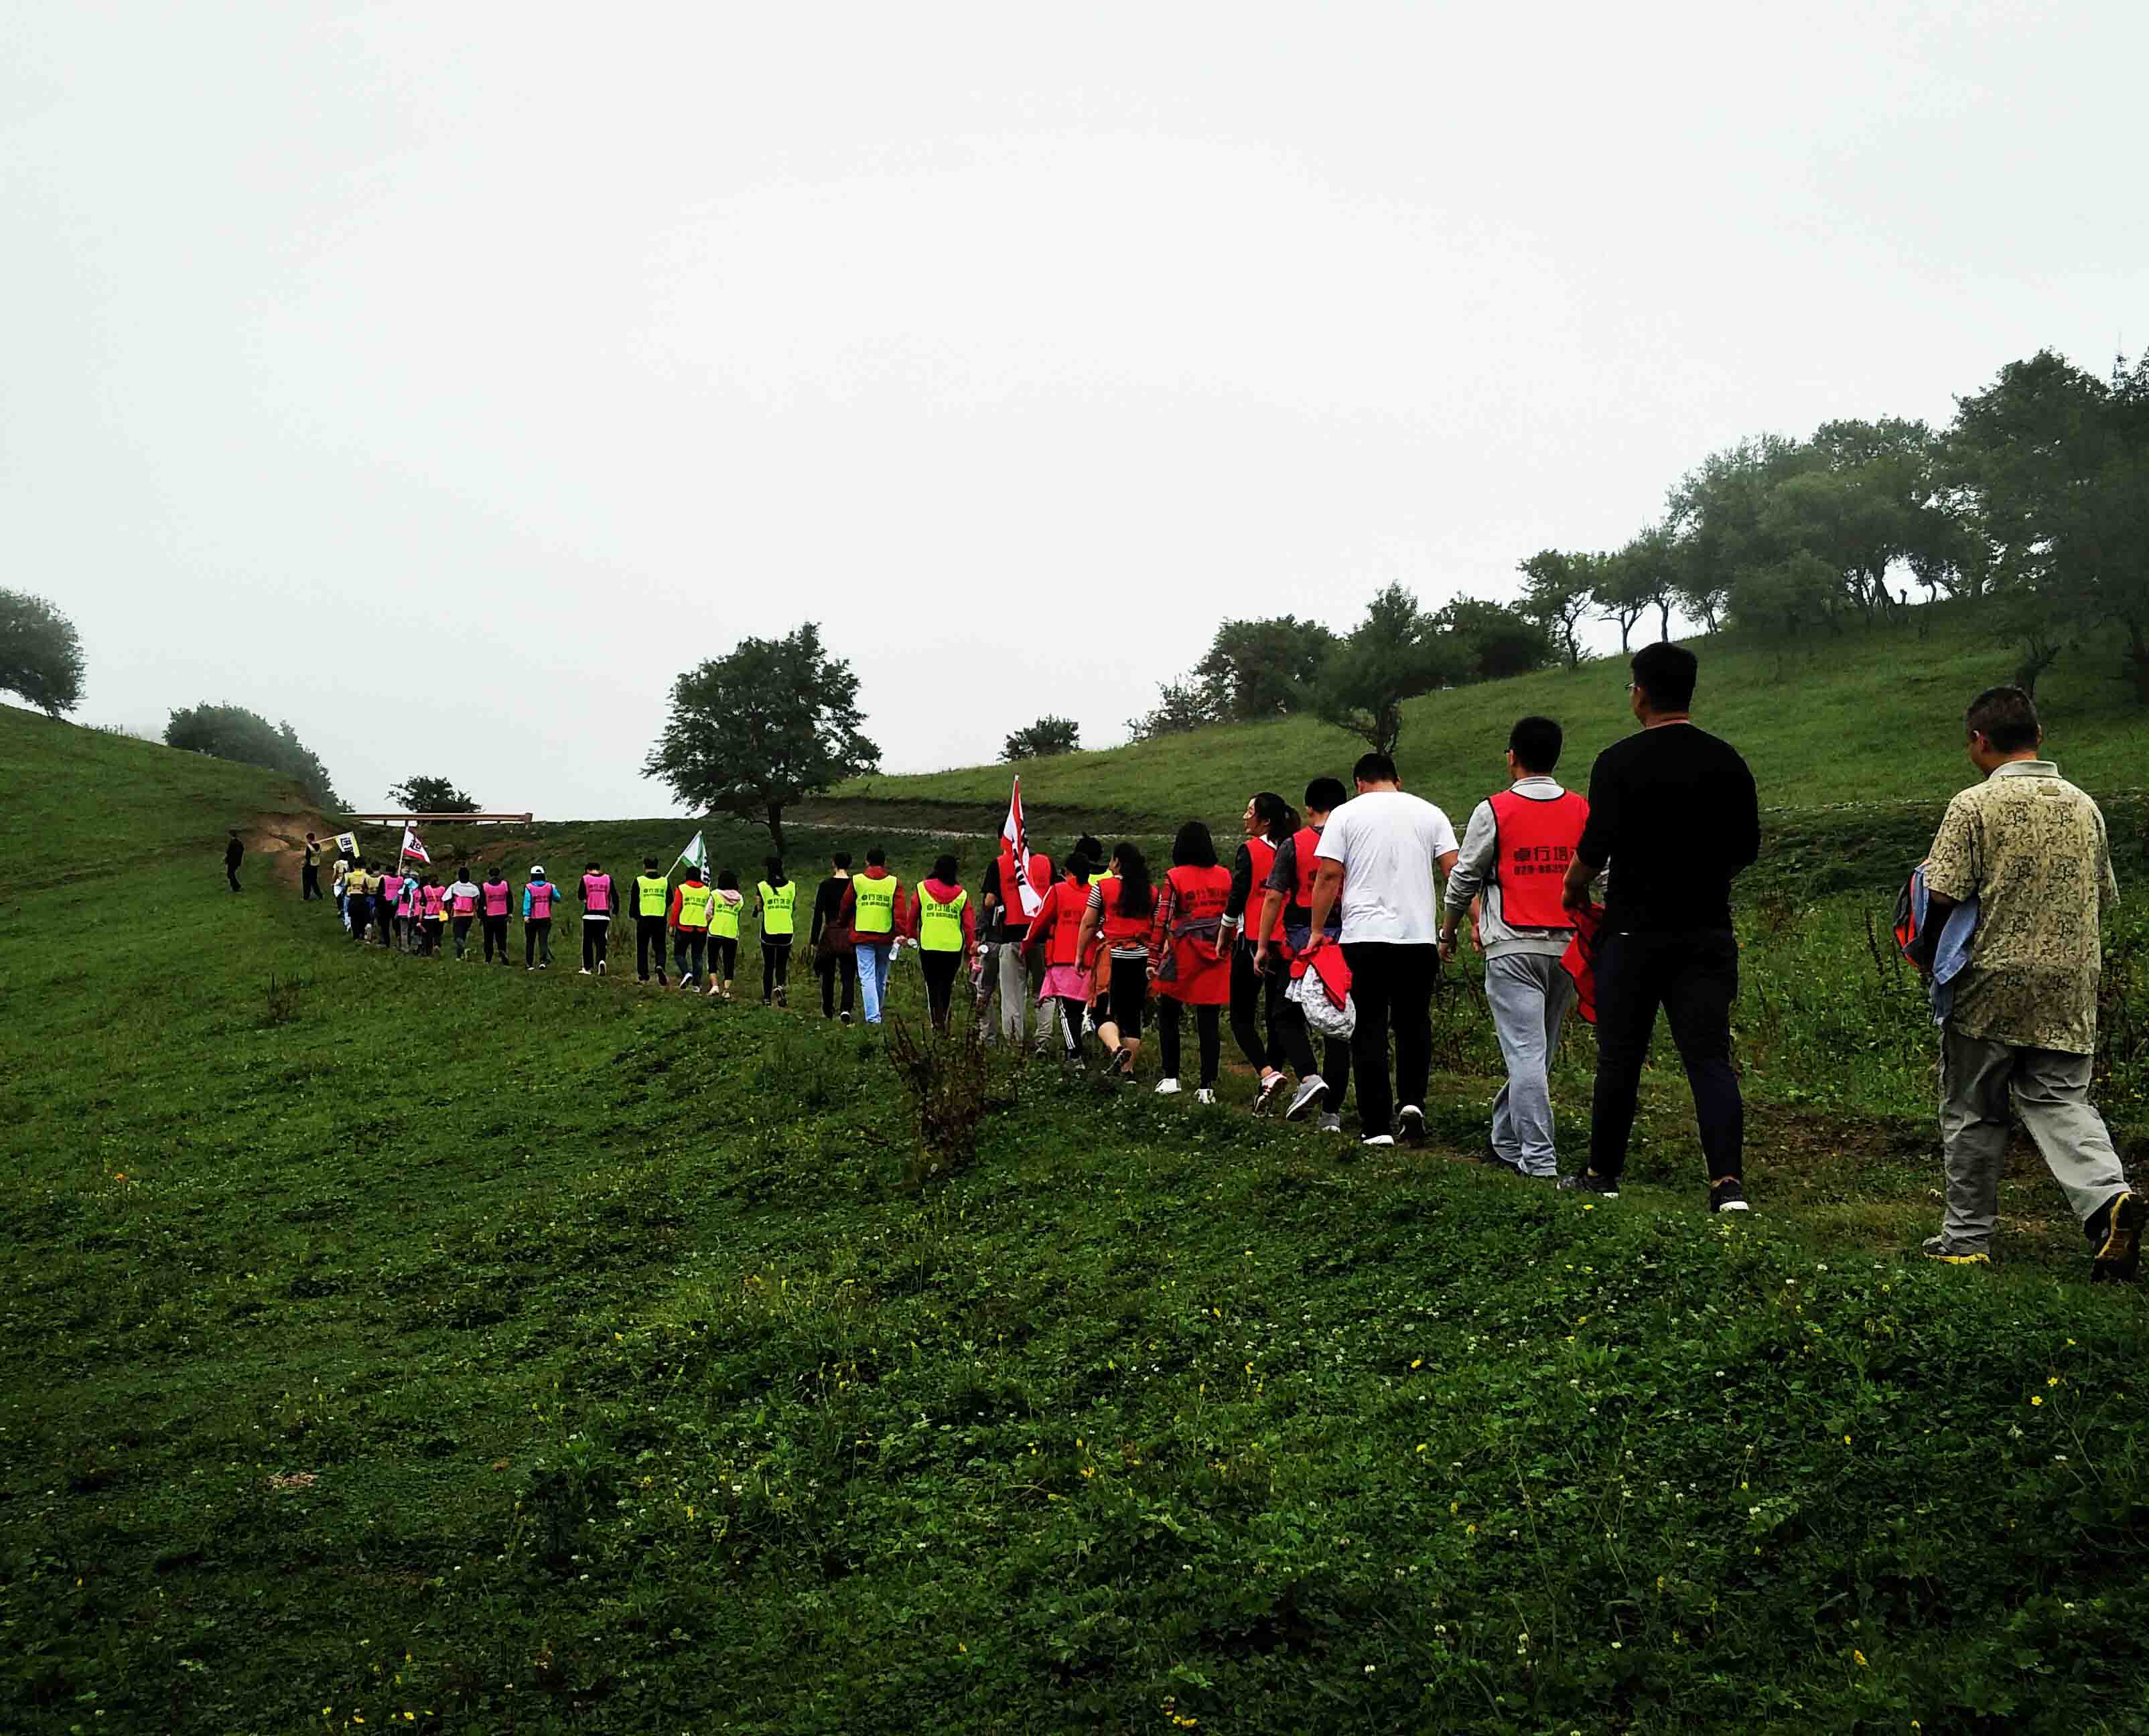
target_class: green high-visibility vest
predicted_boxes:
[852,873,896,936]
[916,883,967,952]
[711,895,740,940]
[675,881,714,930]
[758,880,796,936]
[635,874,669,917]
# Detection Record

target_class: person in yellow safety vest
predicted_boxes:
[705,869,745,1001]
[914,852,979,1032]
[755,857,798,1006]
[632,856,672,987]
[837,845,910,1026]
[669,868,715,991]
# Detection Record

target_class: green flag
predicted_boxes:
[672,830,707,877]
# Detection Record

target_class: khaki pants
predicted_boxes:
[1939,1023,2128,1251]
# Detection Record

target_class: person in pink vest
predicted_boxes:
[480,867,514,964]
[522,865,556,970]
[579,860,614,975]
[445,865,482,960]
[375,865,405,949]
[419,875,448,956]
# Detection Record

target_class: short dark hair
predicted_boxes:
[1304,776,1347,814]
[932,853,959,881]
[865,846,886,867]
[717,869,738,891]
[1353,751,1398,784]
[832,851,852,870]
[1509,715,1564,774]
[1075,833,1103,863]
[1171,820,1218,869]
[1630,642,1697,712]
[1965,684,2040,753]
[587,859,600,869]
[643,855,658,869]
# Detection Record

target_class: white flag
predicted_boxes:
[334,831,358,855]
[400,825,431,865]
[673,830,707,877]
[1002,777,1042,917]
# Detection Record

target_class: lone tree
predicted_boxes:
[1192,616,1336,718]
[1517,552,1596,668]
[388,776,480,813]
[0,589,86,717]
[165,703,340,808]
[1311,583,1464,761]
[644,624,880,854]
[1002,715,1080,761]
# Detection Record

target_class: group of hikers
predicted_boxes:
[283,641,2138,1281]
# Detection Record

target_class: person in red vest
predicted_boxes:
[1223,792,1296,1112]
[1074,841,1156,1081]
[1022,849,1099,1060]
[1440,716,1590,1179]
[978,838,1053,1050]
[1253,775,1354,1134]
[1150,821,1233,1102]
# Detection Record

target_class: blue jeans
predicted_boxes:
[856,942,894,1024]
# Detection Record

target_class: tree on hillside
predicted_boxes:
[1001,716,1081,761]
[1517,551,1597,667]
[1664,433,1815,633]
[165,703,340,808]
[1429,596,1554,683]
[643,624,880,853]
[1310,583,1466,760]
[1191,617,1336,718]
[388,776,480,813]
[1125,672,1225,743]
[1592,542,1660,654]
[0,589,86,717]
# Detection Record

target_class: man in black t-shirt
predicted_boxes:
[1558,642,1759,1212]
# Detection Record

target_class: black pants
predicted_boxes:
[583,917,610,970]
[226,861,242,893]
[819,948,857,1016]
[636,915,669,981]
[673,928,707,981]
[1342,942,1438,1137]
[711,936,738,983]
[1588,928,1742,1183]
[1103,955,1149,1039]
[762,936,792,1001]
[376,900,394,946]
[1276,991,1353,1112]
[919,948,963,1029]
[452,915,473,958]
[1158,999,1222,1087]
[1049,995,1088,1060]
[484,914,509,960]
[302,865,320,899]
[526,918,551,966]
[347,897,370,941]
[1230,942,1288,1074]
[421,918,442,955]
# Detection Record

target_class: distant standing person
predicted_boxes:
[1150,823,1233,1100]
[522,865,555,969]
[374,862,405,948]
[481,866,514,964]
[1557,642,1758,1211]
[756,858,798,1006]
[1225,792,1296,1112]
[224,830,245,893]
[669,864,713,990]
[632,856,671,987]
[445,865,482,960]
[1304,753,1460,1149]
[1024,849,1100,1060]
[705,870,744,999]
[331,853,349,926]
[419,875,447,954]
[1252,775,1353,1134]
[1442,717,1590,1179]
[344,860,372,944]
[811,853,858,1024]
[1076,841,1156,1080]
[579,861,614,975]
[977,837,1052,1049]
[302,833,322,901]
[839,849,906,1025]
[914,853,979,1033]
[1912,685,2140,1277]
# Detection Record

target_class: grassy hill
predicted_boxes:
[819,605,2148,837]
[7,705,2149,1733]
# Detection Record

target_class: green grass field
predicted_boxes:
[819,605,2148,841]
[6,699,2149,1734]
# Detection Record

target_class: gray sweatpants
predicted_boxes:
[975,938,1044,1047]
[1939,1023,2128,1250]
[1484,951,1577,1177]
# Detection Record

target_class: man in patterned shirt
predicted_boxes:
[1913,684,2138,1277]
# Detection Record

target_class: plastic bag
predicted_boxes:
[1288,967,1355,1041]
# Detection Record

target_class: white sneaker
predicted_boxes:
[1398,1105,1426,1145]
[598,960,607,975]
[1286,1076,1326,1121]
[1363,1133,1395,1147]
[1252,1071,1287,1115]
[1154,1078,1182,1096]
[579,968,592,976]
[1196,1088,1217,1105]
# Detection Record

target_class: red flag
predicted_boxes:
[1561,903,1603,1025]
[1001,777,1042,918]
[400,825,431,866]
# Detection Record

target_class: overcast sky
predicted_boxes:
[5,2,2143,816]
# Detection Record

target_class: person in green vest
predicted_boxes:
[915,852,979,1032]
[755,857,797,1006]
[705,869,744,1000]
[632,856,671,986]
[838,846,909,1025]
[669,866,715,991]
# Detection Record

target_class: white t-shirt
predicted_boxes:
[1314,790,1459,944]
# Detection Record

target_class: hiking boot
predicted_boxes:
[1316,1112,1342,1135]
[1285,1076,1326,1122]
[1154,1078,1182,1096]
[1922,1234,1991,1266]
[1397,1105,1426,1147]
[1710,1177,1751,1214]
[1196,1088,1217,1106]
[1253,1072,1287,1116]
[1557,1171,1620,1198]
[2091,1191,2146,1282]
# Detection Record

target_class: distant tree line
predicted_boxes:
[165,703,342,808]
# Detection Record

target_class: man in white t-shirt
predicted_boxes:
[1305,751,1460,1148]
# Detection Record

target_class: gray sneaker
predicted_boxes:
[1316,1112,1342,1135]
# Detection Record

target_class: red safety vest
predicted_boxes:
[1166,863,1232,926]
[1290,826,1322,912]
[1241,836,1284,943]
[1487,788,1589,930]
[1097,875,1152,945]
[1030,878,1090,968]
[997,849,1049,925]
